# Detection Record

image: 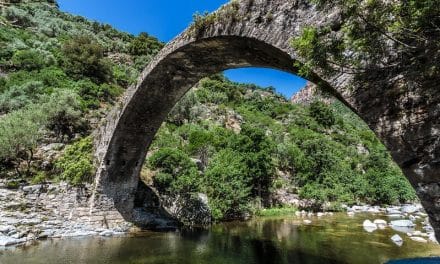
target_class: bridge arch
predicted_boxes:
[93,0,440,239]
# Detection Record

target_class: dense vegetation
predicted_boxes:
[292,0,439,81]
[144,75,416,220]
[0,1,416,222]
[0,0,162,183]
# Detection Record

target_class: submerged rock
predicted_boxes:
[363,220,377,232]
[374,219,387,229]
[410,236,428,243]
[390,234,403,246]
[390,220,415,227]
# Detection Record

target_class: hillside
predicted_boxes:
[0,1,416,222]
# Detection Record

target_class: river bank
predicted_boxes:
[0,181,132,247]
[0,181,437,249]
[1,212,440,264]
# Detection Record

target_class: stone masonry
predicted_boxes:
[91,0,440,240]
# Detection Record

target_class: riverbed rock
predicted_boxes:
[303,220,312,224]
[161,193,211,226]
[390,220,415,227]
[0,225,15,234]
[391,234,403,246]
[429,233,439,244]
[38,230,54,239]
[401,205,420,214]
[423,225,434,232]
[410,237,428,243]
[387,207,402,214]
[374,219,387,229]
[412,231,422,236]
[387,214,404,218]
[367,207,381,214]
[99,230,114,237]
[363,220,377,232]
[0,235,25,246]
[374,219,387,225]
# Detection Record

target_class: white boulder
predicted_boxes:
[363,220,377,233]
[390,234,403,246]
[390,220,415,227]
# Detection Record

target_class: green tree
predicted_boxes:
[44,90,85,141]
[54,137,95,185]
[234,125,275,202]
[309,101,335,128]
[0,105,47,176]
[0,81,45,113]
[61,35,112,83]
[204,149,251,220]
[148,148,199,194]
[128,32,163,56]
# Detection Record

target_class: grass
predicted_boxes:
[256,206,298,217]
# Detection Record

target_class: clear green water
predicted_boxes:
[1,213,439,264]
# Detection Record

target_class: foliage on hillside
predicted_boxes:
[0,0,163,184]
[291,0,439,80]
[0,0,416,219]
[145,75,416,220]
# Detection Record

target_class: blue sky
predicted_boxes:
[58,0,307,98]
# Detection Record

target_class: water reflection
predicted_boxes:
[0,213,439,264]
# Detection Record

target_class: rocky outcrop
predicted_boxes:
[0,180,132,246]
[290,81,333,105]
[161,193,211,226]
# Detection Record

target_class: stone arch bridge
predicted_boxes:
[91,0,440,238]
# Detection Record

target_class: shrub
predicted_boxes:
[73,79,122,109]
[61,35,112,83]
[54,137,95,185]
[128,32,163,56]
[11,49,46,71]
[309,101,335,128]
[0,104,47,176]
[0,81,45,113]
[204,149,251,220]
[44,89,85,140]
[148,148,199,194]
[2,6,34,27]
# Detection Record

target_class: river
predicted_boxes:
[1,213,439,264]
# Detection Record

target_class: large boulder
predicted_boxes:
[162,193,212,226]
